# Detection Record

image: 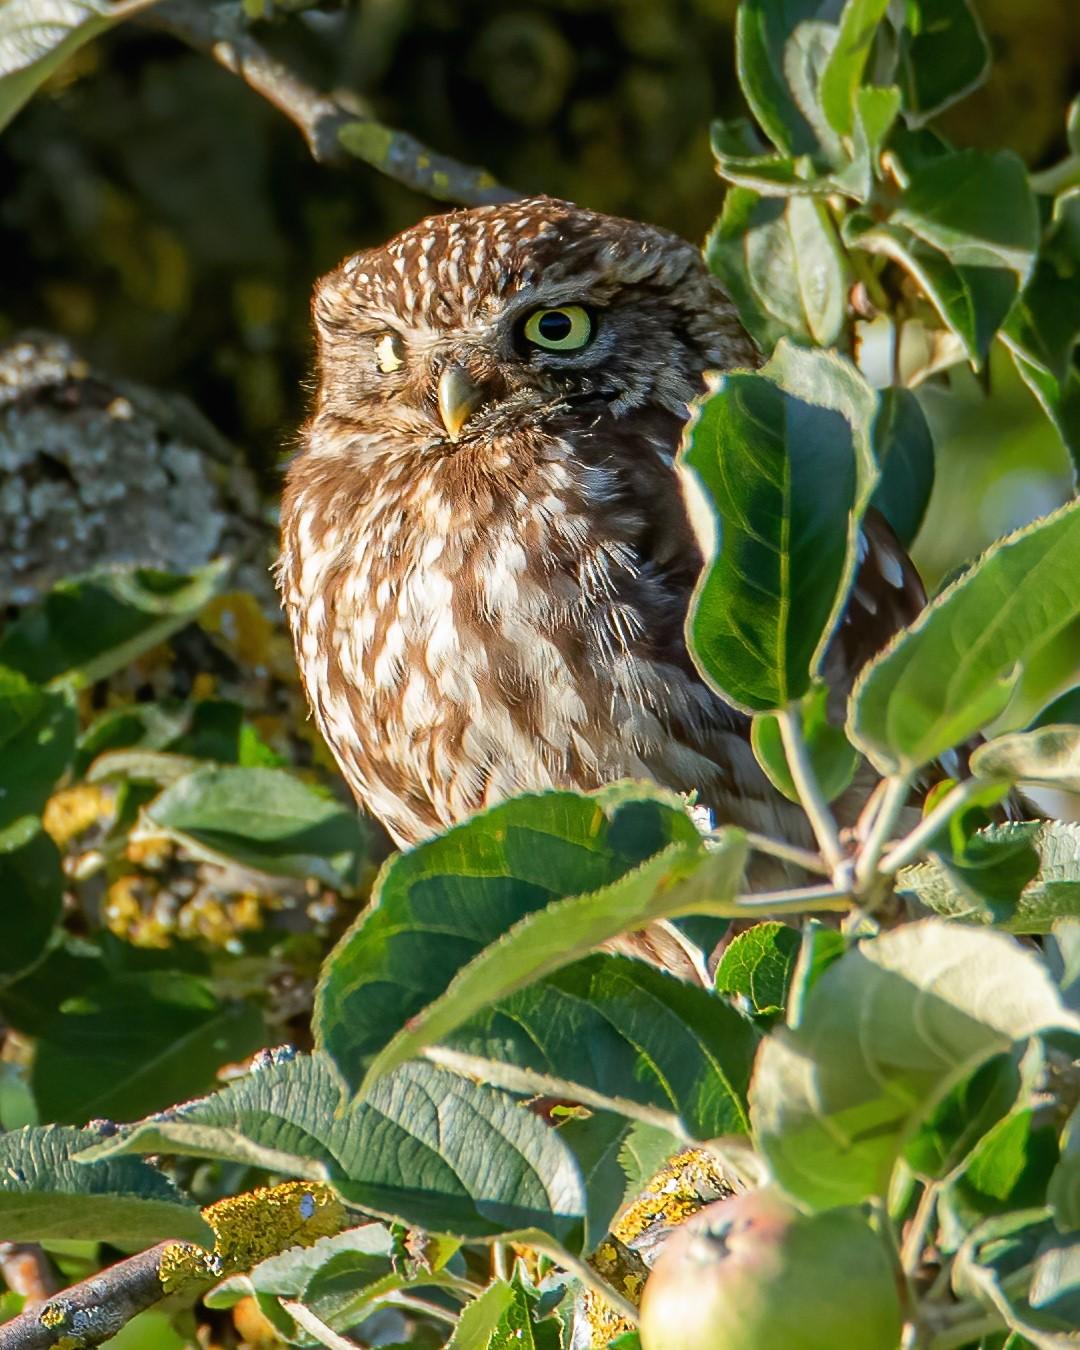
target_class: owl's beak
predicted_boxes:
[437,364,485,442]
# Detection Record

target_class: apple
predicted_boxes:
[638,1187,902,1350]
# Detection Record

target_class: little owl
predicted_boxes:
[278,196,923,859]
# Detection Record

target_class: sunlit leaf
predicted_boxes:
[0,561,229,690]
[440,954,757,1139]
[141,765,370,891]
[0,1122,212,1245]
[80,1053,588,1241]
[714,921,802,1017]
[317,786,748,1096]
[898,822,1080,934]
[0,0,160,133]
[752,921,1078,1209]
[849,498,1080,774]
[681,342,878,712]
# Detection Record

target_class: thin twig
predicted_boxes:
[900,1181,938,1275]
[733,884,851,913]
[142,0,518,206]
[854,772,913,888]
[878,776,1004,878]
[776,709,846,874]
[742,831,831,876]
[282,1300,362,1350]
[926,1311,1005,1350]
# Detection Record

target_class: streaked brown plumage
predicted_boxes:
[278,196,925,860]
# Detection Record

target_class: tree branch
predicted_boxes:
[0,1242,203,1350]
[142,0,519,207]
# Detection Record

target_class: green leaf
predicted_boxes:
[32,970,266,1124]
[818,0,890,136]
[973,727,1080,794]
[0,561,229,690]
[440,954,757,1139]
[681,342,878,712]
[0,820,63,985]
[849,498,1080,774]
[905,1050,1028,1182]
[315,815,745,1101]
[313,786,696,1081]
[895,0,991,125]
[751,684,859,804]
[80,1053,589,1241]
[869,387,935,546]
[0,666,76,831]
[141,765,370,891]
[0,1123,212,1245]
[897,822,1080,935]
[714,921,802,1016]
[751,921,1079,1209]
[734,0,824,156]
[0,0,159,133]
[445,1280,531,1350]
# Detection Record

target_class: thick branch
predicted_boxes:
[143,0,519,207]
[0,1242,202,1350]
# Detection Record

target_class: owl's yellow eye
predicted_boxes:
[521,305,593,352]
[374,332,405,373]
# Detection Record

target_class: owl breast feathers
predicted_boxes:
[278,195,924,851]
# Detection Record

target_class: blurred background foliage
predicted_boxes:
[0,0,1076,577]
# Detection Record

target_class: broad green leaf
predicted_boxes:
[818,0,890,136]
[905,1051,1028,1182]
[897,822,1080,935]
[141,765,370,891]
[0,0,159,133]
[681,342,878,712]
[870,387,935,546]
[707,191,810,350]
[734,0,824,156]
[0,1123,211,1245]
[444,1280,530,1350]
[714,921,802,1016]
[972,727,1080,794]
[320,821,747,1098]
[751,921,1079,1209]
[0,561,229,689]
[440,954,757,1139]
[80,1053,588,1241]
[0,819,63,984]
[0,666,76,831]
[314,784,707,1087]
[894,0,990,125]
[849,498,1080,774]
[32,970,266,1124]
[1009,351,1080,476]
[751,683,859,804]
[74,700,192,776]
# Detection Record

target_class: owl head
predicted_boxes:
[307,196,755,457]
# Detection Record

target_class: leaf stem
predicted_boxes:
[900,1181,938,1275]
[281,1301,362,1349]
[925,1310,1005,1350]
[879,777,1000,877]
[734,884,851,913]
[777,708,847,874]
[854,772,913,889]
[742,831,832,876]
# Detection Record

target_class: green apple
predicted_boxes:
[638,1187,903,1350]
